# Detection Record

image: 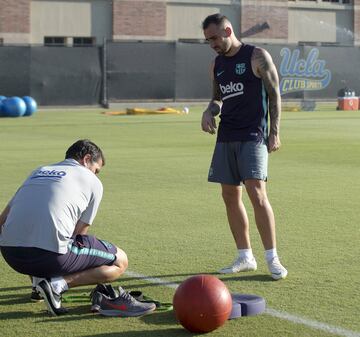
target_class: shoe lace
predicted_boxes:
[119,291,137,304]
[269,257,283,270]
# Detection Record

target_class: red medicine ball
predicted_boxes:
[173,274,232,333]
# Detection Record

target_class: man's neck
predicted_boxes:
[225,40,242,57]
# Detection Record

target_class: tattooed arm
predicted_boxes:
[252,47,281,152]
[201,61,222,134]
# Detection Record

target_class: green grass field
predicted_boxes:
[0,106,359,337]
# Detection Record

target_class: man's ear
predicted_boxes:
[80,154,92,167]
[225,27,232,37]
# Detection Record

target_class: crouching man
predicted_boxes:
[0,139,155,316]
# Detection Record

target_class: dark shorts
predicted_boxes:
[0,234,117,278]
[208,140,268,185]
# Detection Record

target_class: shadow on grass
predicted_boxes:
[0,307,107,322]
[80,329,194,337]
[0,295,33,305]
[41,304,100,320]
[0,285,29,292]
[35,305,176,323]
[219,274,274,283]
[0,310,45,320]
[140,310,177,326]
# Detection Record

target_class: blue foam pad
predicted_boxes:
[231,293,266,317]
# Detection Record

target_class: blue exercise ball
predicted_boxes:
[3,97,27,117]
[22,96,37,116]
[0,96,6,117]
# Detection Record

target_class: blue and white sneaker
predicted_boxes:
[267,257,288,280]
[219,256,257,274]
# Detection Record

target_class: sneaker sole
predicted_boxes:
[98,306,156,317]
[271,272,288,280]
[30,297,44,303]
[91,304,100,313]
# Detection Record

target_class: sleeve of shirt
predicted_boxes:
[79,178,103,225]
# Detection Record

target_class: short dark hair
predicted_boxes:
[202,13,229,30]
[65,139,105,166]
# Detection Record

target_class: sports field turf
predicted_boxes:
[0,106,359,337]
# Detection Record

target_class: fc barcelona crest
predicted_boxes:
[235,63,246,75]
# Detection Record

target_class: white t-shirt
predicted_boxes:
[0,159,103,254]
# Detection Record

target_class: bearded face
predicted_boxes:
[204,23,232,55]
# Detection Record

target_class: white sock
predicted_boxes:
[238,249,254,260]
[50,276,68,294]
[265,248,278,262]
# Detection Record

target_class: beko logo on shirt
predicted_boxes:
[219,82,244,100]
[31,169,67,179]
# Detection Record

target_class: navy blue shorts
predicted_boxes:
[0,235,117,278]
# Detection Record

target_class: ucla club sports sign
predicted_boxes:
[279,48,331,95]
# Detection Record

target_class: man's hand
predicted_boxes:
[201,109,217,134]
[268,133,281,153]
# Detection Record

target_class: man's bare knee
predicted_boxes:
[221,184,241,206]
[245,180,269,208]
[114,247,128,274]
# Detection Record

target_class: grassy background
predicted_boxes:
[0,106,359,337]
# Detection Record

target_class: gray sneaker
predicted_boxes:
[219,256,257,274]
[98,287,156,317]
[90,284,119,312]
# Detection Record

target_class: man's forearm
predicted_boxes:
[207,100,222,116]
[268,93,281,135]
[207,77,222,116]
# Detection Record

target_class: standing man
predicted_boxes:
[201,14,287,280]
[0,139,156,315]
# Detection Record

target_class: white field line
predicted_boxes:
[125,270,360,337]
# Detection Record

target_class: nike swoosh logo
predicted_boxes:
[106,302,127,311]
[217,70,225,76]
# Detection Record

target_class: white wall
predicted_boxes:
[30,0,112,45]
[166,2,240,41]
[288,7,353,44]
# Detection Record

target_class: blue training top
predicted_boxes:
[214,44,269,143]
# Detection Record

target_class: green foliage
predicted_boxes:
[0,107,359,336]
